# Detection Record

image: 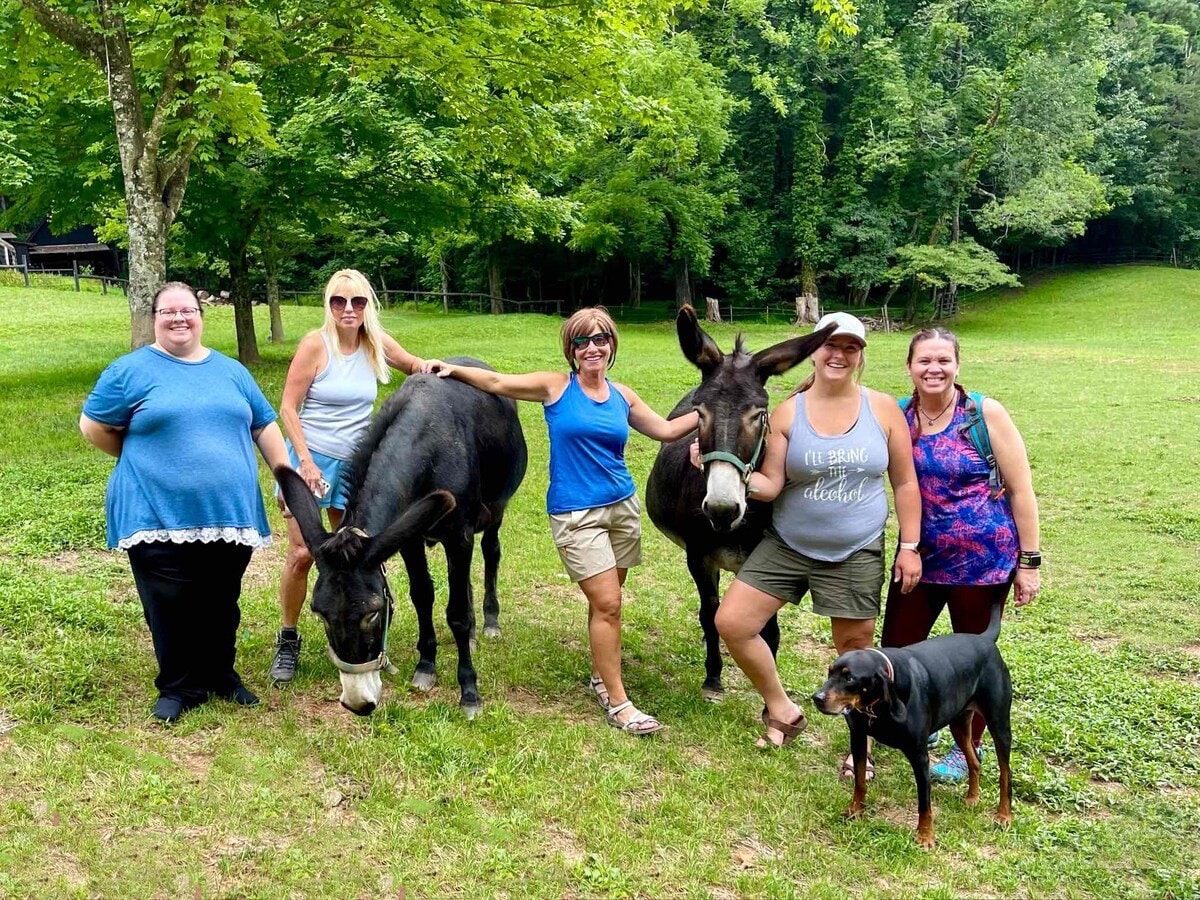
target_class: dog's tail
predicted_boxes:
[983,594,1005,642]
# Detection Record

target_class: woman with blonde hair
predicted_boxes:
[270,269,424,683]
[421,307,698,736]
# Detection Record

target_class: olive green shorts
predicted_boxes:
[734,530,885,620]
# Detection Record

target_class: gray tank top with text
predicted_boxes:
[772,387,890,562]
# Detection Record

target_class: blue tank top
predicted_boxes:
[543,374,637,515]
[773,388,890,561]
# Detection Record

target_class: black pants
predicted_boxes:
[127,541,253,705]
[881,577,1013,745]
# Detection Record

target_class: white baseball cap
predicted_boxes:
[814,311,866,346]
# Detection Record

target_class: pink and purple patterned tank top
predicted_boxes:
[906,399,1017,584]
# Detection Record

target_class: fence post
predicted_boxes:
[21,261,29,288]
[73,260,80,292]
[101,277,108,295]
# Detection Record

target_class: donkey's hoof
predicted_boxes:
[461,700,482,720]
[412,670,437,693]
[701,686,725,703]
[483,624,501,639]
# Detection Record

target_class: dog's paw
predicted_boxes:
[843,803,866,820]
[994,811,1013,829]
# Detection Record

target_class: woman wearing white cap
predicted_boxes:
[715,312,921,774]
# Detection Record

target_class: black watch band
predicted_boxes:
[1018,550,1041,569]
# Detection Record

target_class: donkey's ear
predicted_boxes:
[275,466,330,553]
[750,324,837,382]
[365,490,456,567]
[676,305,723,377]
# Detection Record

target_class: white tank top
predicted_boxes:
[299,333,378,460]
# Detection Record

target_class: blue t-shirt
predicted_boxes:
[543,374,637,515]
[83,346,278,549]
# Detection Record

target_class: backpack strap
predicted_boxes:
[897,396,912,412]
[958,390,1005,499]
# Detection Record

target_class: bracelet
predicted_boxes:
[898,540,920,552]
[1018,550,1042,569]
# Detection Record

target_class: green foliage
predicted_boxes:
[887,237,1020,290]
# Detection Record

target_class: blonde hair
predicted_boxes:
[560,306,619,372]
[321,269,390,383]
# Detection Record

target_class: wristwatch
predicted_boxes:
[1018,550,1042,568]
[898,541,920,552]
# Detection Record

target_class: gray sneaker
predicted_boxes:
[270,630,302,683]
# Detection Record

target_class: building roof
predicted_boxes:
[27,243,112,255]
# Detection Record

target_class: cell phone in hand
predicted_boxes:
[314,478,330,499]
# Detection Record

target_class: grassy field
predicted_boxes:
[1,266,1198,898]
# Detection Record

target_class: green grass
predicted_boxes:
[1,267,1198,897]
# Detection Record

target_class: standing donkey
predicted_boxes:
[646,307,834,700]
[276,358,527,717]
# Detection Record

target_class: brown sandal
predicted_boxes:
[756,709,807,749]
[839,752,875,781]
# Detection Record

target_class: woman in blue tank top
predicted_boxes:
[882,327,1041,784]
[714,313,922,778]
[422,307,699,736]
[271,270,426,684]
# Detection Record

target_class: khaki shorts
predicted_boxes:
[549,495,643,583]
[735,530,885,620]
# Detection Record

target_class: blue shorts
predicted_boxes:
[281,441,353,510]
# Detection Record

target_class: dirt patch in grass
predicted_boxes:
[45,846,89,891]
[0,706,17,735]
[540,823,586,866]
[1182,642,1200,660]
[730,835,777,870]
[1071,630,1123,653]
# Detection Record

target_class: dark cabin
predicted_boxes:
[8,218,124,276]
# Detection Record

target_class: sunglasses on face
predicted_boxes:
[571,332,612,349]
[330,295,368,312]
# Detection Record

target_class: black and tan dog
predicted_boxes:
[811,602,1013,848]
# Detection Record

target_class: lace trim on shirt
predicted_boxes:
[117,527,272,551]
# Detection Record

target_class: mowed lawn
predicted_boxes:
[0,266,1198,898]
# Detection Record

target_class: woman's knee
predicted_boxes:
[284,540,313,574]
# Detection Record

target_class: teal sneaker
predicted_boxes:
[929,745,985,783]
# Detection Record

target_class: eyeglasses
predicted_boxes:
[571,332,613,349]
[155,307,200,319]
[330,295,369,312]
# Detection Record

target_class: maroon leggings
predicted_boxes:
[880,577,1013,747]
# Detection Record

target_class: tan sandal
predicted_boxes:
[756,709,807,749]
[588,674,610,710]
[606,700,663,736]
[840,752,875,781]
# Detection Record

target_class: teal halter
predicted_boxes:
[699,410,770,485]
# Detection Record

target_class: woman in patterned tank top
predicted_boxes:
[880,327,1041,784]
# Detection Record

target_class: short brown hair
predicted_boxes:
[561,306,619,372]
[152,281,200,314]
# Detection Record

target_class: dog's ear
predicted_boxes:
[882,677,907,722]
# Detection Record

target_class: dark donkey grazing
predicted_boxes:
[646,307,834,700]
[276,357,528,717]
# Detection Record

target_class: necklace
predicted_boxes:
[919,395,955,426]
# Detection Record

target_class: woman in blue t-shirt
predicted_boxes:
[81,282,291,723]
[422,307,698,736]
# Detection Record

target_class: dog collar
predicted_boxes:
[865,647,894,681]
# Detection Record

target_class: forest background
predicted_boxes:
[3,0,1199,359]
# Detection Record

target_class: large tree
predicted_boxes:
[14,0,278,347]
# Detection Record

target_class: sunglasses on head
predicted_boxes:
[571,332,612,349]
[330,295,368,311]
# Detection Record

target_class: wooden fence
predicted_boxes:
[0,261,129,295]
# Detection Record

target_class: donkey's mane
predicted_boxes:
[339,389,411,513]
[731,333,752,364]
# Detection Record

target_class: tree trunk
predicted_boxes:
[124,189,168,348]
[488,253,503,314]
[264,229,284,343]
[229,244,260,365]
[675,260,692,309]
[439,253,450,314]
[794,294,820,325]
[705,297,722,322]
